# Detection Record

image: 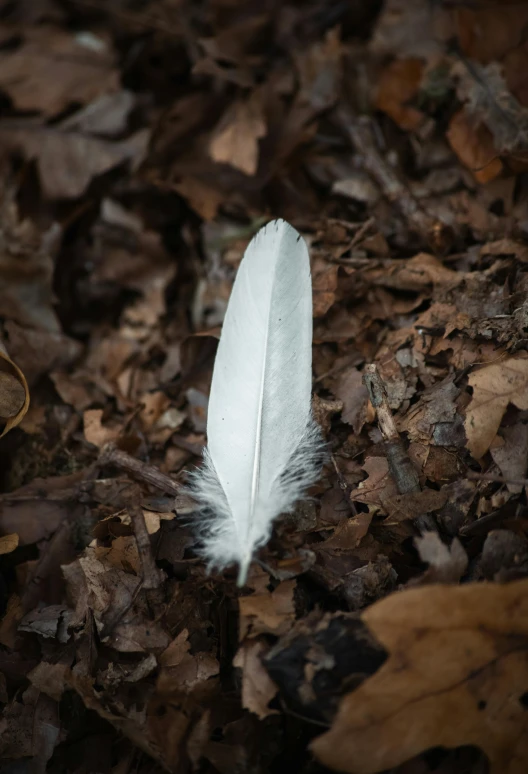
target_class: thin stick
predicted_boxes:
[466,472,528,486]
[362,364,435,531]
[127,500,164,590]
[98,444,180,497]
[335,109,449,251]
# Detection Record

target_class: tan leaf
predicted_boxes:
[0,27,119,116]
[239,580,296,640]
[312,257,339,317]
[83,408,122,448]
[0,124,150,199]
[0,533,19,555]
[447,108,503,184]
[312,579,528,774]
[209,95,266,175]
[375,58,425,131]
[233,639,278,719]
[465,355,528,459]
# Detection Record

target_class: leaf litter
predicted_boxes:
[1,1,528,773]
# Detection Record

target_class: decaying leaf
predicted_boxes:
[233,639,278,719]
[0,124,150,199]
[209,95,266,175]
[465,355,528,459]
[0,341,29,436]
[0,27,119,116]
[0,533,18,555]
[312,579,528,774]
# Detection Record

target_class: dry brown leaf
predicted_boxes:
[332,368,369,433]
[83,409,122,448]
[172,177,224,221]
[0,27,119,116]
[233,639,278,719]
[312,578,528,774]
[446,108,503,184]
[350,457,399,510]
[452,60,528,156]
[457,4,528,64]
[209,95,266,175]
[0,341,29,437]
[317,512,373,555]
[375,58,425,131]
[465,355,528,459]
[0,533,19,555]
[239,580,296,640]
[490,423,528,493]
[312,257,339,317]
[0,124,150,199]
[27,661,68,702]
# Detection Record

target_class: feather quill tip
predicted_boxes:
[187,417,325,586]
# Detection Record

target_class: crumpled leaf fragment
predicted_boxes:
[465,355,528,459]
[312,578,528,774]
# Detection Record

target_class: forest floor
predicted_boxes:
[1,1,528,773]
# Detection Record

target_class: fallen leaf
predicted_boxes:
[209,95,266,175]
[233,639,278,719]
[453,59,528,156]
[59,89,136,137]
[0,186,61,332]
[83,409,122,448]
[457,4,528,65]
[465,355,528,459]
[4,320,82,386]
[0,124,150,199]
[172,176,224,221]
[312,578,528,774]
[446,108,503,184]
[312,257,339,317]
[376,58,425,130]
[350,457,399,510]
[317,512,373,555]
[0,340,29,436]
[0,27,119,116]
[490,423,528,493]
[239,580,296,640]
[481,238,528,263]
[480,530,528,582]
[28,661,68,702]
[333,368,369,433]
[0,533,19,555]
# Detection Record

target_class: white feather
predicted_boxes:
[188,219,323,585]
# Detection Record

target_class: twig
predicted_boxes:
[335,108,450,252]
[98,444,180,497]
[127,500,164,590]
[349,216,375,249]
[331,455,357,515]
[466,472,528,486]
[363,364,435,531]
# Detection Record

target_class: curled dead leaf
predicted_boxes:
[0,342,29,437]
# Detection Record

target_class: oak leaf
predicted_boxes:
[312,579,528,774]
[465,355,528,459]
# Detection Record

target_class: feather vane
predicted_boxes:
[189,219,322,584]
